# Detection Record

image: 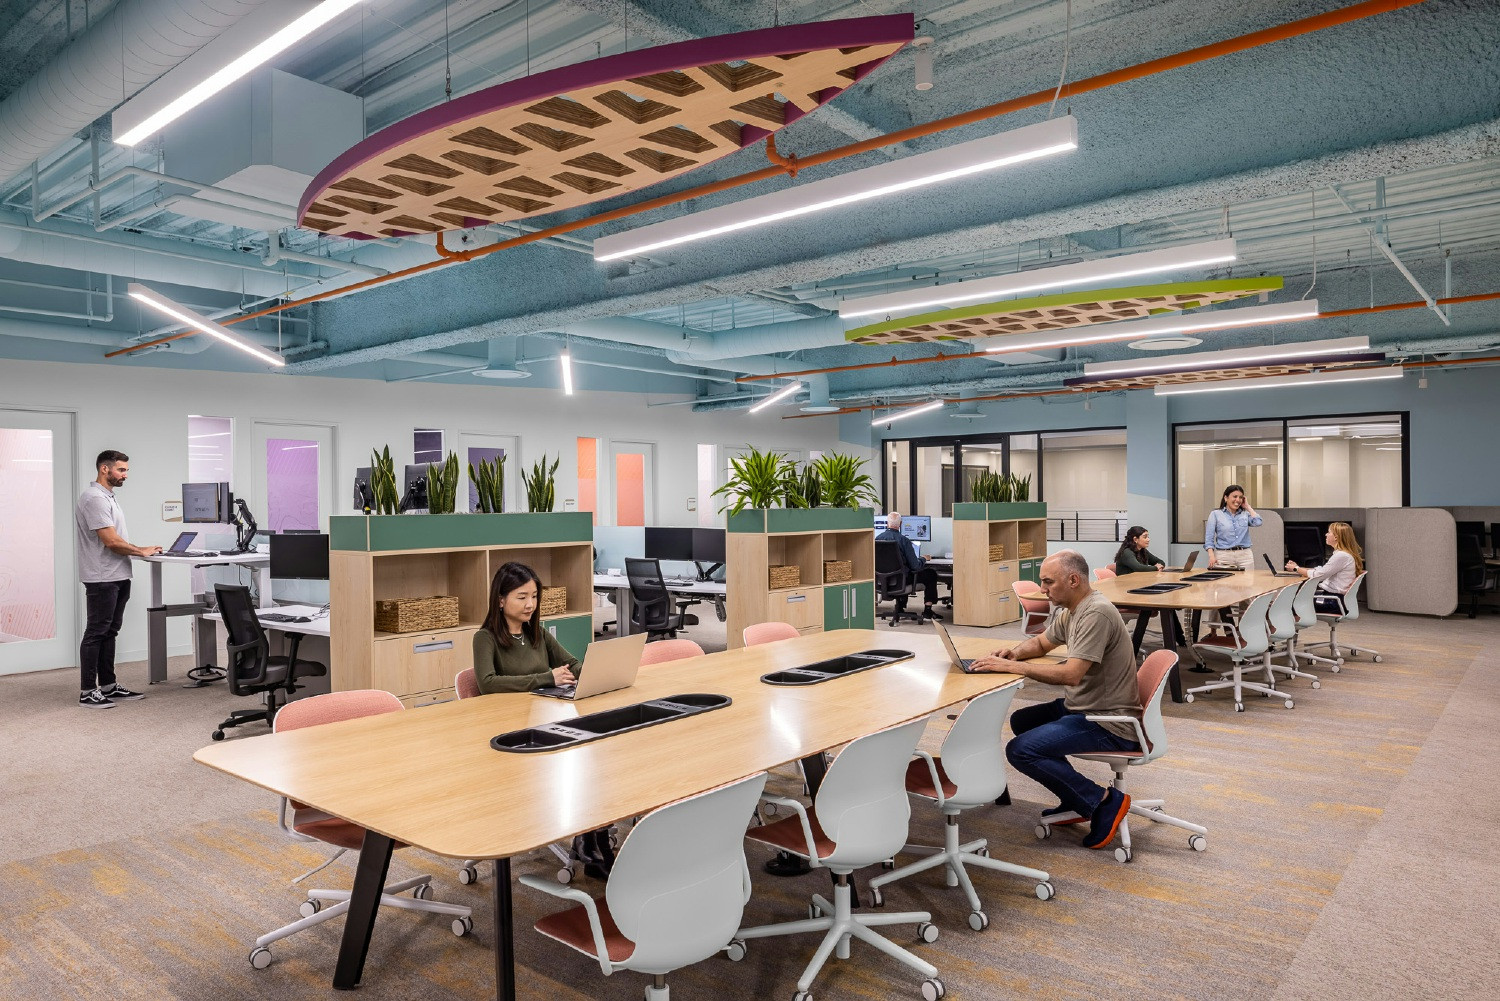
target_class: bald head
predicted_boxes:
[1038,549,1092,609]
[886,512,902,529]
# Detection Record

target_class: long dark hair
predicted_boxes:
[483,562,542,649]
[1219,484,1246,510]
[1113,525,1148,568]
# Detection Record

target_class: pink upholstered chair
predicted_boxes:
[640,638,706,665]
[743,621,799,646]
[248,690,472,969]
[1093,567,1117,581]
[453,666,480,700]
[1011,581,1051,636]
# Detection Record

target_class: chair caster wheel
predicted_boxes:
[793,991,813,1001]
[1311,680,1321,689]
[412,883,433,900]
[1115,846,1133,863]
[458,864,478,885]
[763,802,778,817]
[1372,655,1383,663]
[1234,703,1245,712]
[212,730,226,741]
[725,938,747,962]
[808,903,823,920]
[1183,694,1195,704]
[1284,699,1295,709]
[968,910,989,930]
[299,899,322,918]
[249,947,272,969]
[921,976,946,999]
[1035,881,1055,901]
[870,886,885,907]
[452,915,474,937]
[557,866,574,884]
[1035,824,1051,840]
[917,921,939,944]
[1189,834,1207,852]
[975,846,990,858]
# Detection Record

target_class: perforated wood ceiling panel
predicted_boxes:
[843,279,1284,345]
[1068,355,1387,391]
[298,16,911,240]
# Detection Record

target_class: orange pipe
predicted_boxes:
[110,0,1427,356]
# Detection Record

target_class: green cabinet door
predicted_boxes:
[544,613,593,661]
[848,580,875,630]
[823,584,849,631]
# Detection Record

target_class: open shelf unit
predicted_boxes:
[951,503,1048,627]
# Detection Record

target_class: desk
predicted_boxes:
[592,572,727,634]
[195,629,1021,1000]
[202,604,331,639]
[141,552,270,685]
[1091,570,1289,703]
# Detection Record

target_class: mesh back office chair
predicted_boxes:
[212,584,325,742]
[625,558,690,640]
[867,686,1054,932]
[874,539,917,627]
[1186,589,1294,711]
[1458,536,1499,619]
[247,690,472,970]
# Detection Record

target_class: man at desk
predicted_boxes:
[969,550,1138,851]
[75,449,159,709]
[877,512,943,622]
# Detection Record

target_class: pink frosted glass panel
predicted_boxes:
[577,437,597,525]
[616,453,645,527]
[0,429,55,642]
[188,415,232,482]
[267,439,319,532]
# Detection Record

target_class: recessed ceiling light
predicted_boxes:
[1127,336,1203,351]
[472,365,531,380]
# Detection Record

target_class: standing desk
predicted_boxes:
[141,552,270,685]
[1090,569,1290,702]
[592,572,727,634]
[194,629,1022,1000]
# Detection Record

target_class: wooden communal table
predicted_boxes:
[194,629,1023,1001]
[1090,569,1291,703]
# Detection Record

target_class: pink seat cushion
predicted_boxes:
[535,896,636,963]
[904,756,957,801]
[746,811,836,860]
[1195,633,1240,649]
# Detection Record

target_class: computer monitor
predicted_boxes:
[402,464,429,511]
[873,515,889,531]
[692,528,726,564]
[1456,521,1486,547]
[182,482,223,524]
[353,466,373,511]
[217,484,234,524]
[644,527,695,562]
[269,532,330,580]
[899,515,932,542]
[1284,523,1327,566]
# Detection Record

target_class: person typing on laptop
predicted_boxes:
[1284,522,1362,614]
[473,562,577,694]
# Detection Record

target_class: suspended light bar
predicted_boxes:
[841,238,1238,320]
[127,283,285,367]
[559,351,574,395]
[115,0,366,146]
[872,400,944,426]
[748,381,802,414]
[1083,335,1369,378]
[1154,365,1403,396]
[593,116,1078,262]
[984,299,1319,357]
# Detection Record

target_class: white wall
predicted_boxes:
[2,359,865,673]
[1042,446,1126,510]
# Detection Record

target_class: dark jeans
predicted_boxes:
[1006,698,1140,818]
[80,579,131,692]
[1314,591,1347,615]
[1130,608,1185,653]
[894,566,941,609]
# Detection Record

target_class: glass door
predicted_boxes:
[251,422,337,533]
[611,441,656,527]
[0,409,77,674]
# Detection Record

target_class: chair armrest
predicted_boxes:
[912,750,946,808]
[1082,714,1148,750]
[759,794,822,866]
[518,874,614,976]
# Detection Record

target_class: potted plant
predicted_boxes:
[425,451,460,514]
[469,454,505,513]
[812,452,879,509]
[369,446,400,515]
[522,454,559,512]
[713,447,797,515]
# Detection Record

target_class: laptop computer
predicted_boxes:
[932,619,980,672]
[533,632,648,700]
[162,531,216,558]
[1262,553,1302,577]
[1165,550,1198,573]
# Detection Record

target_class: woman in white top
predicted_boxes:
[1285,522,1362,614]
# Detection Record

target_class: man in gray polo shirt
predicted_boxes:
[76,449,160,708]
[970,549,1140,850]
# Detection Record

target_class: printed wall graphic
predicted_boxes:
[0,429,54,642]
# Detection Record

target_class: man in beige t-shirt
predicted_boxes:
[970,550,1140,850]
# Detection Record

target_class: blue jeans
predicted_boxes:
[1006,698,1139,818]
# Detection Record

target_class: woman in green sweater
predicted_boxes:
[473,561,578,694]
[1113,526,1166,575]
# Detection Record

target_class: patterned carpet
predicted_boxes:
[1,609,1497,1000]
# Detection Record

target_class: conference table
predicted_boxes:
[194,629,1024,1000]
[1090,569,1291,703]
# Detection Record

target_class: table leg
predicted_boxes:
[148,562,166,684]
[332,830,394,990]
[493,857,515,1001]
[617,586,634,636]
[1162,611,1185,703]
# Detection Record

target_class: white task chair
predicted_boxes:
[737,717,945,1001]
[1186,590,1294,711]
[1288,576,1341,673]
[521,772,768,1001]
[867,685,1054,932]
[1303,572,1381,670]
[1265,581,1321,689]
[1037,651,1208,864]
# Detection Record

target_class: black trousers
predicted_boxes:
[894,566,941,609]
[80,579,131,692]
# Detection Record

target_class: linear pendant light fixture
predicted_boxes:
[115,0,366,146]
[127,283,285,366]
[841,238,1239,320]
[984,299,1320,357]
[593,116,1078,262]
[872,400,944,426]
[559,351,574,395]
[748,381,803,414]
[1082,335,1371,378]
[1153,365,1404,396]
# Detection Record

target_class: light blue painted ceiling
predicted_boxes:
[1,0,1498,412]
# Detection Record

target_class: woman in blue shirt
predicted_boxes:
[1204,484,1262,570]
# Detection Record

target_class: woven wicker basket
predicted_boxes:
[768,564,801,589]
[539,586,568,617]
[988,544,1006,563]
[822,560,853,584]
[1018,542,1036,559]
[374,595,459,633]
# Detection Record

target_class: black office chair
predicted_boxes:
[625,557,690,640]
[213,584,327,741]
[1457,535,1499,618]
[874,540,916,627]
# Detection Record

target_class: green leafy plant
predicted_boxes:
[369,446,399,515]
[970,470,1003,503]
[426,451,460,514]
[1011,472,1032,502]
[468,454,505,513]
[811,452,879,509]
[521,453,559,512]
[778,463,821,510]
[713,447,797,515]
[798,464,822,509]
